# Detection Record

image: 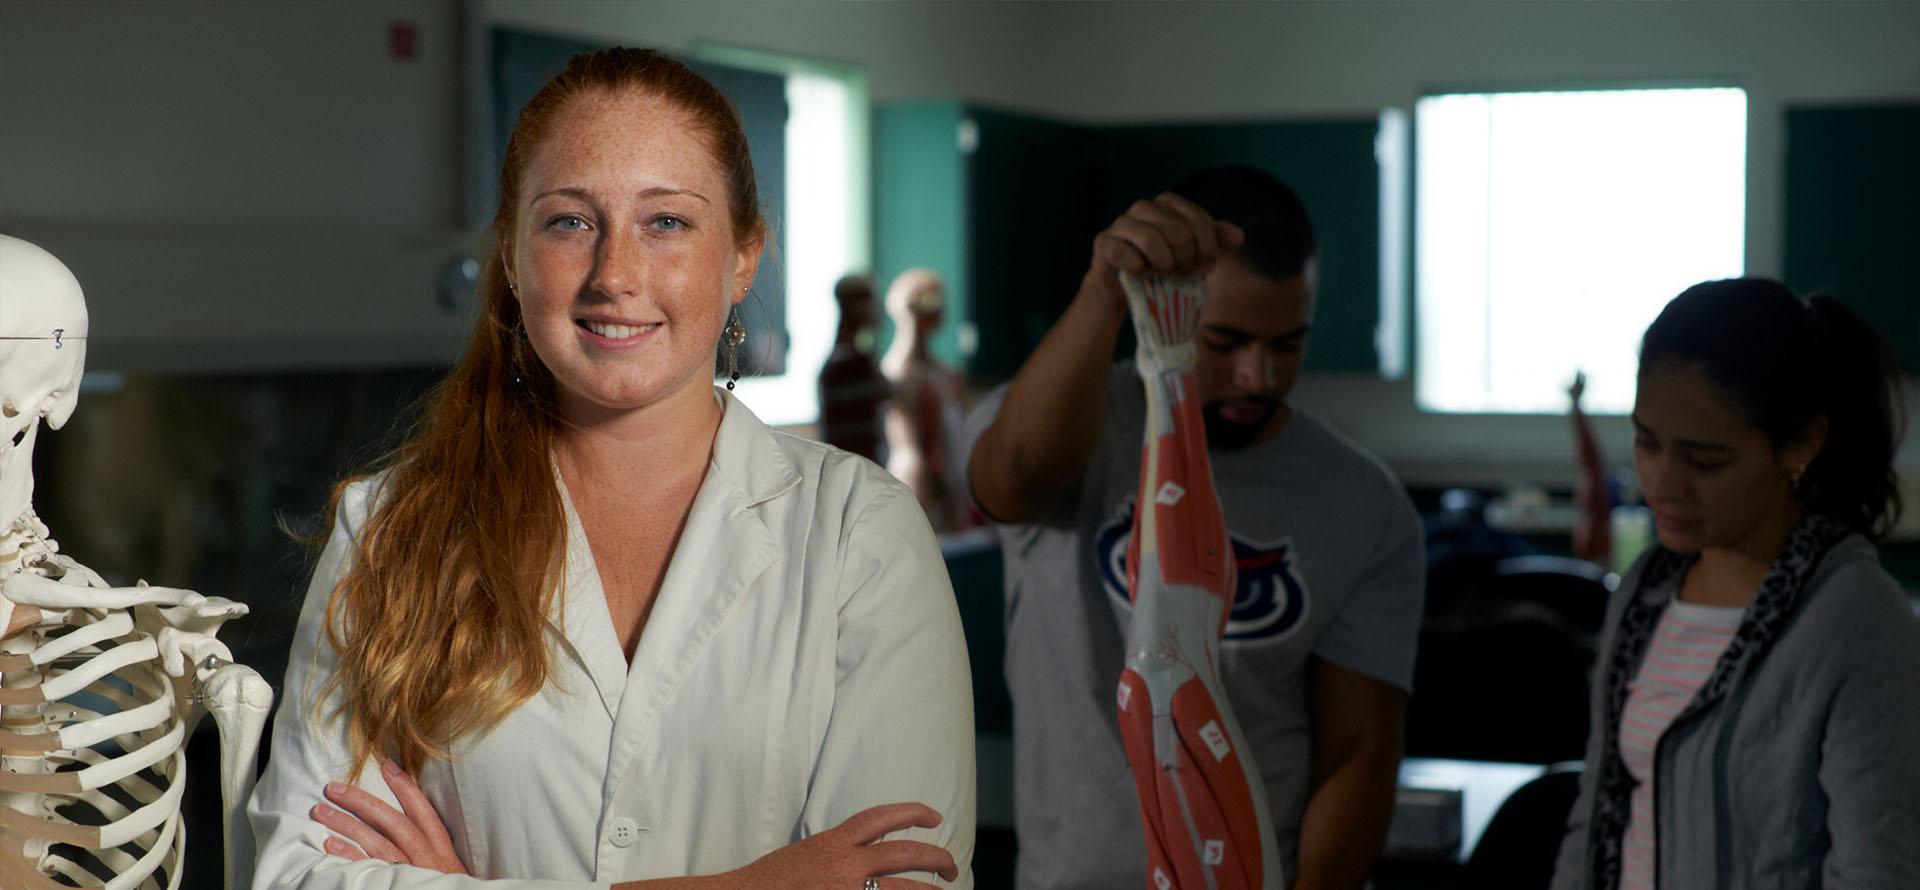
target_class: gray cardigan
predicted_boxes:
[1552,534,1920,889]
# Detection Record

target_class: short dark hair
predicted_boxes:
[1169,165,1317,282]
[1640,278,1906,538]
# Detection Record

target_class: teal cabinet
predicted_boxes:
[873,102,971,367]
[875,103,1386,380]
[1093,120,1383,373]
[1785,103,1920,370]
[962,109,1107,380]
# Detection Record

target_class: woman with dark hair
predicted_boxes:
[248,48,973,889]
[1551,278,1920,889]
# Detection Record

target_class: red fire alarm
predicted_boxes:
[389,21,418,61]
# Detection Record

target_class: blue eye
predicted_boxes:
[653,216,688,231]
[547,215,587,232]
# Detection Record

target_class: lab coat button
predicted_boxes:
[610,817,639,848]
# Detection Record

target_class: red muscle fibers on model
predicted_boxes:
[1114,273,1281,890]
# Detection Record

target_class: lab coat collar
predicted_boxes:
[708,386,804,510]
[545,387,796,730]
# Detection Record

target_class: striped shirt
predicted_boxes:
[1618,599,1745,889]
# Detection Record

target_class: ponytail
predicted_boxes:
[1803,295,1905,538]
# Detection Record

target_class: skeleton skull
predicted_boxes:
[1,233,89,527]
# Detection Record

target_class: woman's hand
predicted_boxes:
[716,802,959,890]
[311,759,470,875]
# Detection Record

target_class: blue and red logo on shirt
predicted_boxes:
[1095,499,1310,644]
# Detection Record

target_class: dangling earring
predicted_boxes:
[723,303,748,391]
[1789,465,1806,494]
[510,322,529,385]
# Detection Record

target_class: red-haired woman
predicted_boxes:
[249,48,973,890]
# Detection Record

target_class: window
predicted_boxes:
[1415,87,1747,414]
[693,45,871,427]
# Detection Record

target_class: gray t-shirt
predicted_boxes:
[963,362,1425,890]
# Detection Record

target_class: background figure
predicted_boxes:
[882,268,976,532]
[1567,371,1612,565]
[817,273,890,464]
[1551,278,1920,889]
[966,166,1422,890]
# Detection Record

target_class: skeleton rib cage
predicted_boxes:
[2,514,244,890]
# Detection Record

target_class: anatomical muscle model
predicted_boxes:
[1113,271,1281,890]
[0,233,273,890]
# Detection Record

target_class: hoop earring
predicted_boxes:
[723,305,748,391]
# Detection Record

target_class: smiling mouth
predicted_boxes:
[578,319,660,340]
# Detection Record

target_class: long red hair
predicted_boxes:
[317,48,764,777]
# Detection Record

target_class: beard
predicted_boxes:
[1202,396,1279,449]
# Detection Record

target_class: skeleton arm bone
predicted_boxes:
[2,572,246,615]
[202,662,274,890]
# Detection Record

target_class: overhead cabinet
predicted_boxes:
[876,102,1386,380]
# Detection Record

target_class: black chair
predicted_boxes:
[1408,557,1608,764]
[1482,555,1613,635]
[1458,764,1584,890]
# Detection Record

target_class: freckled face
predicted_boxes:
[1633,360,1800,554]
[506,89,761,418]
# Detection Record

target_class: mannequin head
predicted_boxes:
[885,268,945,338]
[0,234,89,525]
[834,274,877,333]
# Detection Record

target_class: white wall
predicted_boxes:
[1,0,461,228]
[478,0,1052,107]
[0,0,473,370]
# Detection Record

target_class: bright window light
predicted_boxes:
[1415,87,1747,414]
[695,41,870,428]
[728,69,857,425]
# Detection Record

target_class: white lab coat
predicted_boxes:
[249,390,976,889]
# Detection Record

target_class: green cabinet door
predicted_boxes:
[1093,118,1383,373]
[1785,104,1920,370]
[876,101,1386,380]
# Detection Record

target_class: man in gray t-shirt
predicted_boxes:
[966,166,1424,890]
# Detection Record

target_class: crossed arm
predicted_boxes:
[312,773,955,890]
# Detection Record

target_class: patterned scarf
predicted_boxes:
[1581,513,1851,890]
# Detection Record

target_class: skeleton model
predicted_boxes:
[0,233,273,890]
[1113,272,1281,890]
